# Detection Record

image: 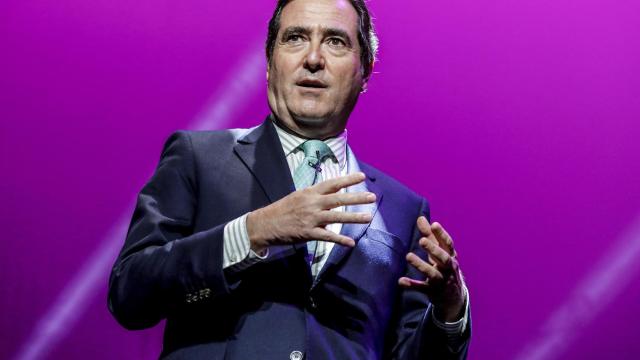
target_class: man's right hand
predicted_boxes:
[246,172,376,253]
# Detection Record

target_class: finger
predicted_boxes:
[398,276,430,291]
[313,172,366,195]
[431,222,456,257]
[418,240,437,266]
[317,211,372,225]
[455,266,465,287]
[416,216,435,239]
[406,252,444,281]
[421,239,452,271]
[320,192,376,209]
[416,237,437,266]
[307,228,356,247]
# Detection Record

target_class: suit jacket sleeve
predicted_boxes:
[387,198,472,359]
[108,131,232,330]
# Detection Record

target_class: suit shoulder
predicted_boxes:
[166,127,254,151]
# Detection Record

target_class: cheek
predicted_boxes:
[334,69,362,96]
[334,59,363,86]
[270,58,295,86]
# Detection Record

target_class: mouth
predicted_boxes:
[296,78,328,89]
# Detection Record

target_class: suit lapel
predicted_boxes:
[312,146,383,287]
[233,118,302,262]
[233,118,296,203]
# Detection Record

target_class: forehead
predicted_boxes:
[280,0,359,36]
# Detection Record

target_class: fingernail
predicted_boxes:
[366,193,376,201]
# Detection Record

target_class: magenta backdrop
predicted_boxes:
[2,0,639,359]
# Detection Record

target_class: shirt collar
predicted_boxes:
[272,119,348,170]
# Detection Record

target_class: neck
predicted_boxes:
[270,113,344,140]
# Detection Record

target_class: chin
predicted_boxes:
[289,105,331,124]
[292,113,332,128]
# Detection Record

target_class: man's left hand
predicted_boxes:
[398,216,466,322]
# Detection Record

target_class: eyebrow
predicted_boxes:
[280,26,354,47]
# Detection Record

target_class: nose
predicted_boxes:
[303,41,325,73]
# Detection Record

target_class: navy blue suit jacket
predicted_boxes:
[108,119,471,359]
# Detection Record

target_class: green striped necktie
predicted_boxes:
[292,139,333,268]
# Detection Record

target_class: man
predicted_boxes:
[108,0,471,358]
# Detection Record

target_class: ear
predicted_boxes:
[366,61,375,78]
[361,62,374,93]
[360,79,368,93]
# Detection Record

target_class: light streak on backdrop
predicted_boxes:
[13,43,266,360]
[514,213,640,360]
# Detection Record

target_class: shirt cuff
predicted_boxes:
[431,284,470,336]
[222,214,268,270]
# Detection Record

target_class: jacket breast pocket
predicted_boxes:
[358,228,407,268]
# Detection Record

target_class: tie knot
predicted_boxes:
[301,139,333,163]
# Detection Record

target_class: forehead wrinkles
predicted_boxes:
[279,0,359,40]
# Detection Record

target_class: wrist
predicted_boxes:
[434,298,465,323]
[246,209,269,253]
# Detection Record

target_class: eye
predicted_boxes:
[327,37,347,47]
[286,34,304,43]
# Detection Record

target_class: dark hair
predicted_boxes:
[265,0,379,80]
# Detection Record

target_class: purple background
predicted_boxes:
[2,0,639,359]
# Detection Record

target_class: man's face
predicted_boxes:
[267,0,365,139]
